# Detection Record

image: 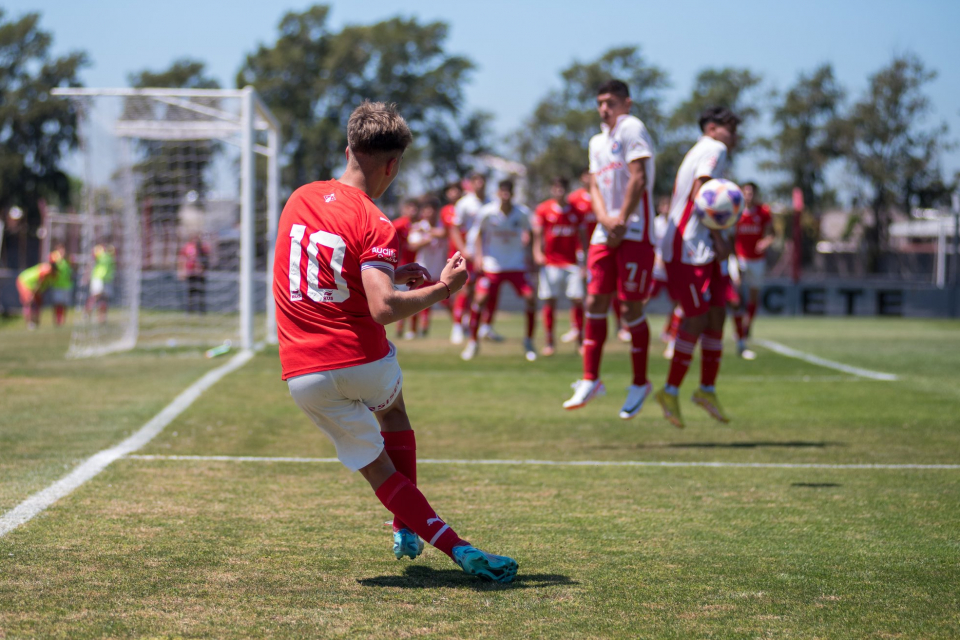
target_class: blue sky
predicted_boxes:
[7,0,960,192]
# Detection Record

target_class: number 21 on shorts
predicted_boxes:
[289,224,350,303]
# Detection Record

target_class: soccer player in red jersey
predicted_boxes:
[407,195,448,337]
[533,177,587,356]
[733,181,774,358]
[392,199,420,339]
[655,106,741,428]
[565,169,594,344]
[273,101,517,583]
[461,179,538,362]
[563,80,658,421]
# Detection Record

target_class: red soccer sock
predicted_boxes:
[611,299,622,329]
[667,308,683,339]
[667,329,698,388]
[700,329,723,388]
[543,303,555,346]
[572,304,584,342]
[381,430,417,532]
[420,307,431,334]
[626,315,650,386]
[452,293,468,325]
[746,301,758,337]
[525,308,536,339]
[375,472,468,558]
[733,312,746,341]
[469,304,481,340]
[55,306,65,326]
[410,313,419,334]
[582,313,608,381]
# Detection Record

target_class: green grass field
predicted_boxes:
[1,312,959,638]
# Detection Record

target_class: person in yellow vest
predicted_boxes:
[85,244,116,323]
[16,261,58,330]
[48,246,73,326]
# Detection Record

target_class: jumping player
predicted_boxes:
[563,79,657,420]
[533,177,587,356]
[733,181,773,357]
[273,101,517,583]
[461,179,537,362]
[655,106,741,428]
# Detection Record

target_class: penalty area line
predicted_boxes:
[754,339,899,381]
[125,454,960,471]
[0,350,255,539]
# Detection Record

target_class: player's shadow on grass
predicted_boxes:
[358,566,577,590]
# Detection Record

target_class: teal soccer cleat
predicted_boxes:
[452,545,518,583]
[393,529,425,560]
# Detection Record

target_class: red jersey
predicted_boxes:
[535,199,582,266]
[735,204,772,260]
[568,188,596,245]
[391,216,418,264]
[274,180,400,380]
[440,203,460,257]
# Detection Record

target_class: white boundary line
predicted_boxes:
[126,454,960,471]
[0,350,255,538]
[754,339,899,381]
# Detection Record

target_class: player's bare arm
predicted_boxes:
[362,252,468,325]
[618,158,648,224]
[531,220,546,266]
[757,220,775,253]
[589,175,624,244]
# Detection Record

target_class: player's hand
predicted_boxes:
[395,263,429,290]
[440,251,469,293]
[533,252,546,267]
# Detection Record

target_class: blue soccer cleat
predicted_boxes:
[452,545,518,583]
[393,529,425,560]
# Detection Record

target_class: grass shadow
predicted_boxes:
[634,441,847,450]
[791,482,842,488]
[358,565,578,591]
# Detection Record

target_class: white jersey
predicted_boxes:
[653,215,669,260]
[453,192,484,231]
[408,220,447,282]
[588,114,656,246]
[660,136,729,265]
[467,201,531,273]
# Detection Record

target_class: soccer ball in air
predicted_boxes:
[694,179,743,230]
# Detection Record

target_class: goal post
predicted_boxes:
[51,87,281,356]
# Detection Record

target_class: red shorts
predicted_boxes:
[665,260,725,317]
[476,271,533,298]
[586,240,655,301]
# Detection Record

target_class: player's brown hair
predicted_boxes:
[698,106,742,133]
[347,101,413,156]
[596,79,630,99]
[551,177,570,190]
[420,195,441,209]
[498,179,515,193]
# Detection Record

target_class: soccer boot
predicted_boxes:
[560,328,580,343]
[461,339,478,361]
[619,382,653,420]
[478,324,505,342]
[617,328,631,343]
[737,340,757,361]
[692,388,730,423]
[523,338,537,362]
[540,344,556,357]
[655,388,685,429]
[450,323,465,345]
[393,528,425,560]
[562,379,606,410]
[452,545,518,583]
[663,339,675,360]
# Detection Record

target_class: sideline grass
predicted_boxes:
[1,314,959,638]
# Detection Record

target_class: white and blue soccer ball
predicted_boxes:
[694,178,744,230]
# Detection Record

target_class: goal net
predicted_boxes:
[52,88,280,357]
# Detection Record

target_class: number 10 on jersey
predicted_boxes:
[289,224,351,303]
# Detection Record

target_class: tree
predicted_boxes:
[237,6,489,195]
[759,64,845,214]
[0,10,87,227]
[515,46,669,201]
[840,53,954,270]
[126,59,221,223]
[658,67,763,196]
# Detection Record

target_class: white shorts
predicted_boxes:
[538,264,584,301]
[737,257,766,290]
[287,343,403,472]
[90,278,113,298]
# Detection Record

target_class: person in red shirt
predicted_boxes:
[273,101,517,583]
[439,181,473,344]
[392,199,420,338]
[733,181,774,357]
[533,177,587,356]
[565,169,594,344]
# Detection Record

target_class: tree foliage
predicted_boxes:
[0,10,86,226]
[237,5,489,194]
[515,46,669,201]
[839,53,955,269]
[760,64,845,211]
[125,59,221,223]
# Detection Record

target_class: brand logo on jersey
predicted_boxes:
[380,216,391,223]
[611,140,622,153]
[323,193,337,203]
[290,290,302,302]
[371,246,398,263]
[318,290,334,302]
